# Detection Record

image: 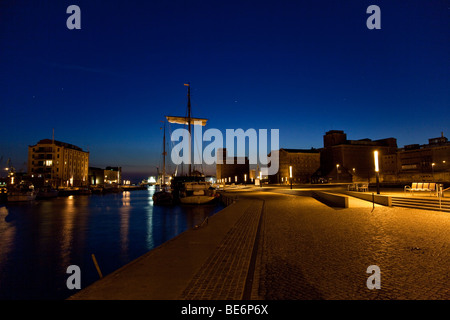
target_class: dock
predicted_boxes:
[69,187,450,300]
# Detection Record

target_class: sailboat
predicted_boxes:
[152,121,174,205]
[166,83,217,205]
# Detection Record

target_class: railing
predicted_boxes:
[439,186,450,210]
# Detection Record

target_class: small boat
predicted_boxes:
[179,181,216,204]
[36,186,59,199]
[153,188,174,206]
[79,187,92,195]
[103,184,121,193]
[90,186,104,194]
[0,182,8,203]
[7,183,37,202]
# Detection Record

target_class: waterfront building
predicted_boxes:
[104,166,122,185]
[268,148,320,184]
[216,148,250,184]
[28,139,89,187]
[382,132,450,183]
[315,130,397,183]
[88,167,105,185]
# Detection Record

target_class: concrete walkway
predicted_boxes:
[69,188,450,300]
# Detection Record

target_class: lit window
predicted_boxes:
[45,160,53,166]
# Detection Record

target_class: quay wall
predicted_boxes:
[343,191,392,206]
[312,191,349,208]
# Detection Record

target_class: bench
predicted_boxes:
[347,183,369,192]
[404,182,437,196]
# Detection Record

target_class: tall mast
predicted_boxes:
[162,121,166,186]
[186,83,192,175]
[52,128,55,187]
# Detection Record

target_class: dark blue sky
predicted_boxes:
[1,0,449,180]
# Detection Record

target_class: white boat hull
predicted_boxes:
[180,195,215,204]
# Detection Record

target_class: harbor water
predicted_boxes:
[0,186,224,300]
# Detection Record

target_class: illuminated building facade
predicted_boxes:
[216,148,250,184]
[268,148,320,184]
[316,130,398,183]
[28,139,89,187]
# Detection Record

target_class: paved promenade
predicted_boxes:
[70,187,450,300]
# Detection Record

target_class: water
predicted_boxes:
[0,186,224,300]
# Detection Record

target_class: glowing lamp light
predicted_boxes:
[289,166,293,178]
[374,151,379,172]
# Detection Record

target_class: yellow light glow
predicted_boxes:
[244,174,247,182]
[374,151,379,172]
[289,166,293,178]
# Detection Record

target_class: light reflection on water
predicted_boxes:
[0,186,223,300]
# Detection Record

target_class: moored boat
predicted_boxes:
[7,183,37,202]
[0,182,8,203]
[152,187,174,205]
[36,186,59,199]
[179,181,216,204]
[166,83,214,205]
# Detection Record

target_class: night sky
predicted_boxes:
[1,1,449,181]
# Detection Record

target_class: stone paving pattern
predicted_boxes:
[70,187,450,300]
[247,190,450,300]
[180,200,263,299]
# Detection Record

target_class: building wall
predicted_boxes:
[270,149,320,184]
[319,131,398,182]
[216,148,249,184]
[382,141,450,183]
[104,166,122,185]
[28,139,89,187]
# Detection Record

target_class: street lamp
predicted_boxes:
[374,150,380,194]
[289,165,293,189]
[244,174,247,185]
[432,163,435,180]
[336,164,340,183]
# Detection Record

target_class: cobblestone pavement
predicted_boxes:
[180,199,263,300]
[246,191,450,300]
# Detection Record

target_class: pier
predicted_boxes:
[69,186,450,300]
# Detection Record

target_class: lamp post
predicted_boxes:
[432,163,435,180]
[289,165,293,189]
[244,174,247,185]
[374,151,380,194]
[336,164,340,183]
[259,171,262,188]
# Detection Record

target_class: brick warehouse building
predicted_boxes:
[268,148,320,184]
[314,130,398,183]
